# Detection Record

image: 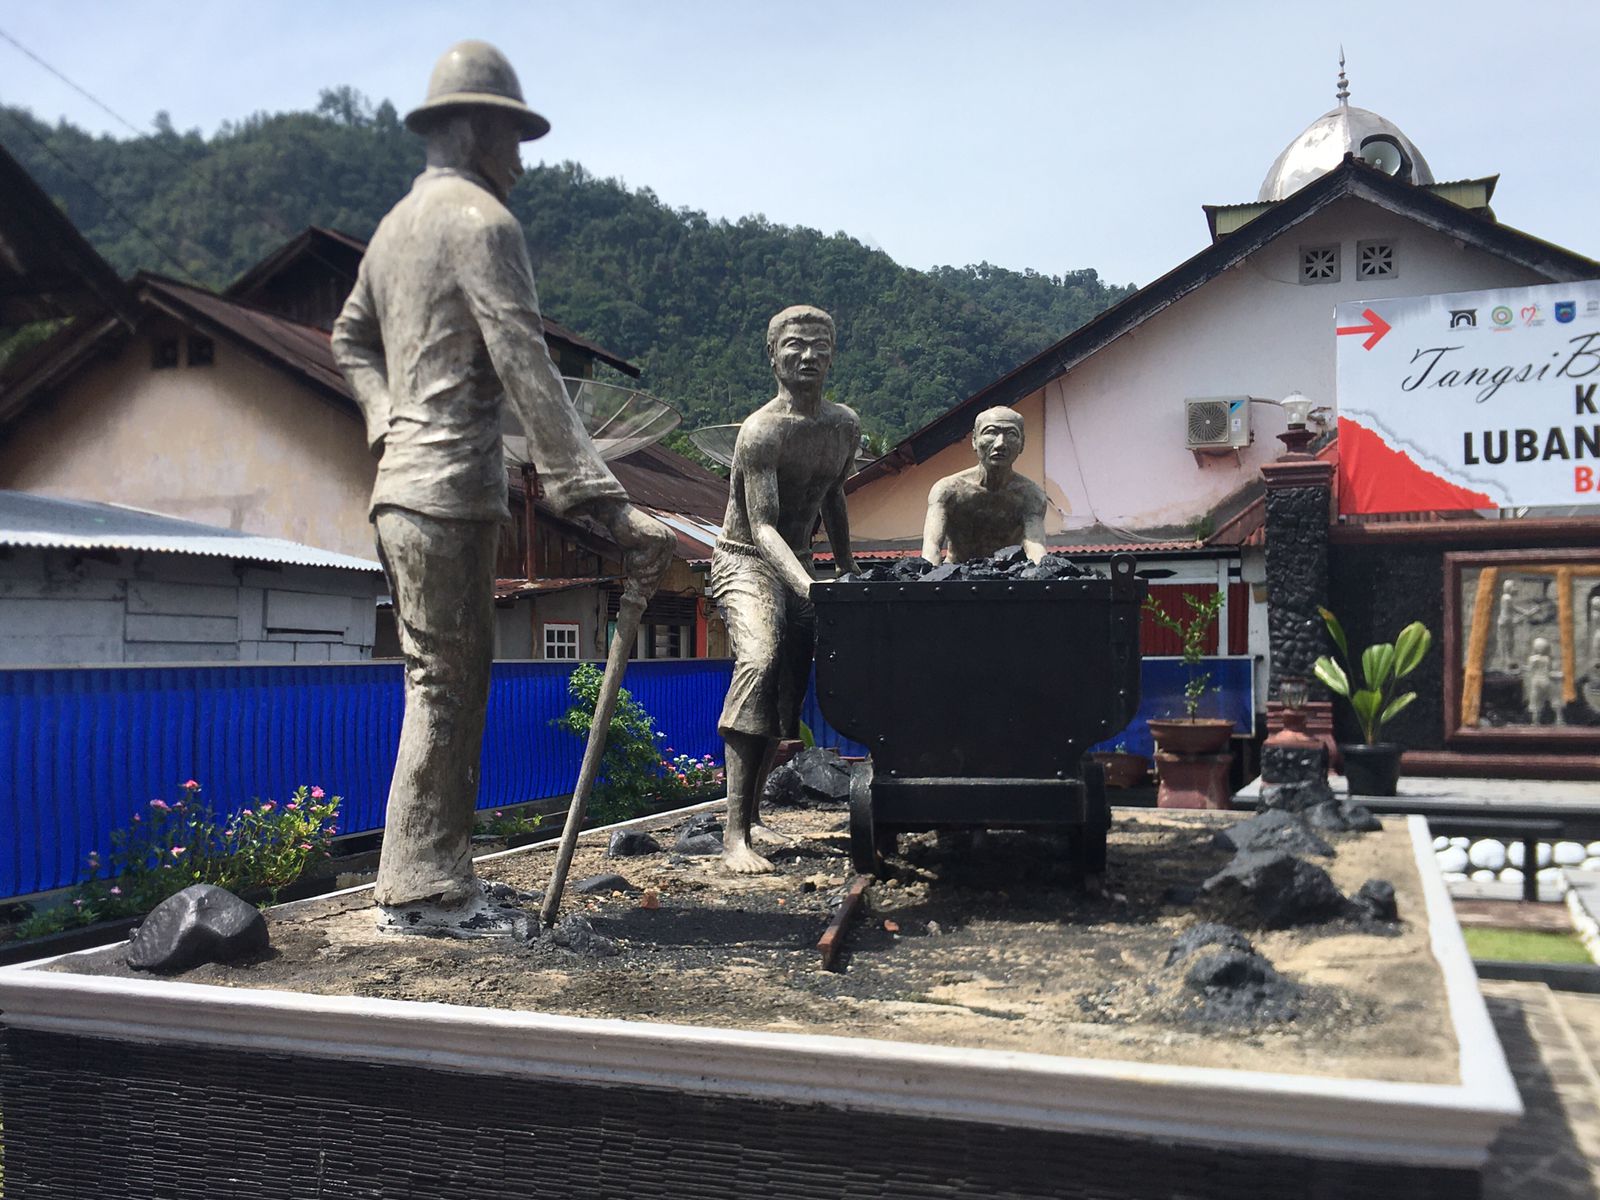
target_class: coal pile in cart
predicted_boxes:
[814,551,1146,882]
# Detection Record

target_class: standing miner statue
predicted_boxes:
[333,41,672,936]
[710,305,859,874]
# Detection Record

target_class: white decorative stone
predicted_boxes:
[1470,870,1498,883]
[1467,840,1506,871]
[1554,841,1587,866]
[1433,836,1451,852]
[1581,858,1600,872]
[1436,847,1470,873]
[1501,868,1525,886]
[1442,872,1470,884]
[1535,868,1567,896]
[1508,842,1527,868]
[1449,837,1470,850]
[1587,841,1600,858]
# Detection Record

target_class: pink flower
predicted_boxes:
[132,813,141,823]
[183,779,200,792]
[285,801,299,811]
[298,842,313,852]
[665,747,674,754]
[149,799,170,811]
[171,846,186,858]
[109,887,122,896]
[72,899,83,908]
[260,801,275,813]
[240,809,253,817]
[329,826,339,835]
[310,787,326,800]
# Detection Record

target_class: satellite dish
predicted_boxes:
[504,377,681,466]
[1359,135,1408,179]
[688,423,741,469]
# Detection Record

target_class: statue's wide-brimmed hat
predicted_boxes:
[404,40,550,141]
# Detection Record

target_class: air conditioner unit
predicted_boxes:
[1185,396,1251,451]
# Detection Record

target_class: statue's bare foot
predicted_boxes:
[721,842,776,874]
[749,822,794,847]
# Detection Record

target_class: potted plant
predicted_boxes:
[1144,591,1235,807]
[1085,742,1150,789]
[1312,608,1432,797]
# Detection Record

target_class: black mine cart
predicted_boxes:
[812,554,1145,879]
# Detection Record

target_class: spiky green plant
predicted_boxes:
[1312,608,1432,745]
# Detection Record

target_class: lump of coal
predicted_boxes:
[1201,850,1347,928]
[832,549,1095,584]
[127,884,268,974]
[484,881,540,905]
[765,746,853,809]
[1306,800,1382,834]
[1213,809,1334,858]
[1259,776,1335,813]
[1182,949,1302,1024]
[674,814,724,855]
[1165,921,1254,967]
[529,914,618,957]
[607,830,661,857]
[1349,878,1398,923]
[575,873,637,895]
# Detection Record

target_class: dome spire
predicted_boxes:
[1336,47,1349,106]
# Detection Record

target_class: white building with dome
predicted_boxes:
[841,67,1599,761]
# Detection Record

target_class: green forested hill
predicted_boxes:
[2,92,1134,439]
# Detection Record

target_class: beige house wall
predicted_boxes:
[0,322,378,559]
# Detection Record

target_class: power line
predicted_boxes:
[0,26,161,143]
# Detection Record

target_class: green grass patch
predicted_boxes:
[1463,926,1594,965]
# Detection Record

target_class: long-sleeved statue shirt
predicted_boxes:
[332,166,624,523]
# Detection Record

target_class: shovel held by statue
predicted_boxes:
[540,577,653,928]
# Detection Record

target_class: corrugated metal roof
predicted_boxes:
[608,443,730,523]
[494,575,619,601]
[0,491,382,572]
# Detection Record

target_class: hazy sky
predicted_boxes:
[2,2,1595,286]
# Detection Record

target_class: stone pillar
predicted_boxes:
[1260,437,1335,749]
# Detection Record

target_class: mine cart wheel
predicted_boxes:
[849,773,883,877]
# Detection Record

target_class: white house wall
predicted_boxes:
[1041,197,1550,531]
[0,547,379,666]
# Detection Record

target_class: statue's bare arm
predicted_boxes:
[740,420,815,600]
[921,479,952,564]
[330,270,391,457]
[1022,487,1048,563]
[821,412,859,576]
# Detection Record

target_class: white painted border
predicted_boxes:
[0,816,1521,1168]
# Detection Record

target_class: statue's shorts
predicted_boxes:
[708,545,814,739]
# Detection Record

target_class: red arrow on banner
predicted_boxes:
[1336,307,1392,351]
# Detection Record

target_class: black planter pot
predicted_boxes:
[1341,742,1403,797]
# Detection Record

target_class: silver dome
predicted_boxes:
[1258,103,1434,201]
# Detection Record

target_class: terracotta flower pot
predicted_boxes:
[1146,718,1235,756]
[1086,751,1149,789]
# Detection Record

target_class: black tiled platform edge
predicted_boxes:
[0,1028,1479,1199]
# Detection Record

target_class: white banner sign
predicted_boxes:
[1335,280,1600,514]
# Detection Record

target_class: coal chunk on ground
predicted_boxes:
[1164,921,1255,967]
[528,914,618,958]
[764,747,853,809]
[607,830,661,857]
[1349,878,1399,923]
[1200,849,1347,928]
[575,873,638,895]
[1181,948,1302,1024]
[1259,776,1335,813]
[484,881,540,905]
[1306,799,1383,833]
[674,812,724,855]
[1213,809,1334,858]
[126,884,268,974]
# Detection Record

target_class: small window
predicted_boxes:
[187,335,215,366]
[1357,240,1396,279]
[151,337,180,369]
[543,622,579,660]
[647,623,688,659]
[1299,245,1340,284]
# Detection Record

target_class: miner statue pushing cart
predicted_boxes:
[332,41,673,936]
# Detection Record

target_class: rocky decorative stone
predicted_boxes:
[1213,809,1334,858]
[1164,921,1255,967]
[126,884,268,974]
[763,747,854,809]
[1305,799,1381,833]
[574,873,637,895]
[1201,850,1348,928]
[1180,949,1302,1024]
[1350,879,1399,923]
[1263,483,1331,691]
[1259,776,1336,813]
[528,914,618,957]
[674,812,724,856]
[606,830,662,858]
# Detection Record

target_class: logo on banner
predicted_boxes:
[1491,306,1514,326]
[1556,301,1576,324]
[1522,304,1541,325]
[1449,308,1477,328]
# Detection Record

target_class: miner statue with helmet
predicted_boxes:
[333,41,673,937]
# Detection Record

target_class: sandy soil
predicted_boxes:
[54,805,1459,1085]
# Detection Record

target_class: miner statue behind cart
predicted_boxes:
[332,41,672,936]
[711,305,860,874]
